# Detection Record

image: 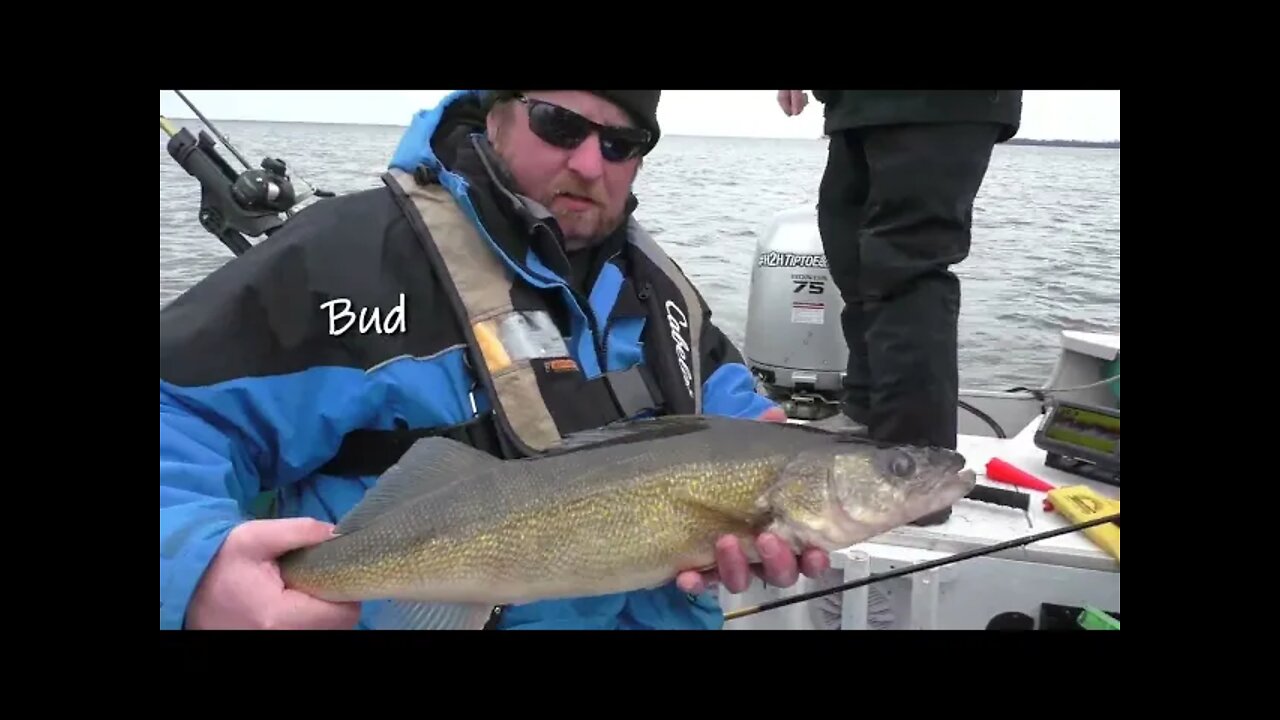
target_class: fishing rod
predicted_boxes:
[723,511,1120,623]
[173,90,256,177]
[161,90,335,256]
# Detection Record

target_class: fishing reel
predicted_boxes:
[164,95,338,257]
[231,157,298,214]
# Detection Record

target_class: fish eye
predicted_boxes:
[890,454,915,477]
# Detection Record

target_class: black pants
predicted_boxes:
[818,122,1001,451]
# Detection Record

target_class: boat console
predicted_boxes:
[1032,330,1120,487]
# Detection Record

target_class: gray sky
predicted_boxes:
[160,90,1120,142]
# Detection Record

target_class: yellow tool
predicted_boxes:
[1046,485,1119,562]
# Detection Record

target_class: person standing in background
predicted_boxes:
[777,90,1021,525]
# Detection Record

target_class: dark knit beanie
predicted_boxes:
[483,90,662,152]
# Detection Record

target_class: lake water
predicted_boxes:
[160,120,1119,391]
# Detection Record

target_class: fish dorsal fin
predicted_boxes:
[538,414,714,457]
[336,436,503,535]
[788,421,893,448]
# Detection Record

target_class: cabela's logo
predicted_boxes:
[664,300,695,399]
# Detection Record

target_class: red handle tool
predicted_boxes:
[985,458,1056,492]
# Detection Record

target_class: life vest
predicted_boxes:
[341,165,710,461]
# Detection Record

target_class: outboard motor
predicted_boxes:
[744,205,848,421]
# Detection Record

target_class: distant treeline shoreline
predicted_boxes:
[819,136,1119,148]
[160,116,1118,148]
[1004,138,1119,149]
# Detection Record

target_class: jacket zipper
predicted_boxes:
[601,315,616,371]
[576,286,608,373]
[597,250,626,371]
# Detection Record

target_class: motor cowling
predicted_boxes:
[743,205,848,420]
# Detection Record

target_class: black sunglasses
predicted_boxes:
[514,94,652,162]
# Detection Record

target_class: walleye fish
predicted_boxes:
[277,414,976,629]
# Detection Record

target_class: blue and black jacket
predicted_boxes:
[159,90,778,630]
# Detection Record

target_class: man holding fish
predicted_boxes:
[160,90,971,630]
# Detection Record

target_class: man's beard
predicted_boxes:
[550,190,625,251]
[489,142,624,250]
[535,181,626,251]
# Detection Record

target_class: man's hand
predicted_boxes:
[184,517,362,630]
[676,404,830,595]
[777,90,809,116]
[676,533,830,594]
[757,405,788,423]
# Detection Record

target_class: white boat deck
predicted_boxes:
[720,410,1121,629]
[842,413,1120,574]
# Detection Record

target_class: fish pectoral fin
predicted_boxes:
[371,601,498,631]
[336,436,502,534]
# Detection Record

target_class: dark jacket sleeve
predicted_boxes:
[159,190,442,629]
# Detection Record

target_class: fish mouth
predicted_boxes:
[925,447,968,474]
[926,467,976,501]
[912,467,976,523]
[946,468,978,495]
